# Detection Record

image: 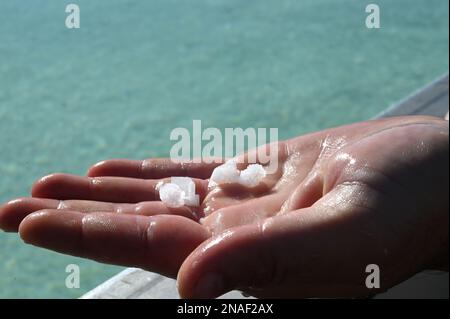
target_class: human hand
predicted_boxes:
[0,116,448,298]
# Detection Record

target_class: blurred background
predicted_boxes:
[0,0,448,298]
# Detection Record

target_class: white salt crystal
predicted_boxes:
[159,183,185,208]
[159,177,200,207]
[183,194,200,207]
[171,177,199,206]
[239,164,267,187]
[209,160,241,187]
[209,160,266,188]
[171,177,196,198]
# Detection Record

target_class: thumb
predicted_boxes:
[176,204,352,299]
[177,222,277,299]
[177,188,398,299]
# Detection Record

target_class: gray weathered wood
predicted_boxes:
[81,268,248,299]
[376,73,448,119]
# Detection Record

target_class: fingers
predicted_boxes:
[0,198,59,232]
[31,174,161,202]
[3,168,209,232]
[31,173,208,203]
[88,159,224,179]
[0,198,199,232]
[19,211,210,278]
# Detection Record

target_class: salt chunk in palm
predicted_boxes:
[171,177,199,206]
[159,177,200,207]
[209,160,266,188]
[159,183,185,208]
[239,164,266,187]
[209,160,240,187]
[171,177,196,198]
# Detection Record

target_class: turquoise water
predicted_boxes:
[0,0,448,298]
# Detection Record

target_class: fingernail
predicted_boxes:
[194,272,224,298]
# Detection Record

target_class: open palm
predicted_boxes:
[0,115,448,298]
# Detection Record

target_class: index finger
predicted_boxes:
[88,158,225,179]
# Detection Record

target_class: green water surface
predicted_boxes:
[0,0,448,298]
